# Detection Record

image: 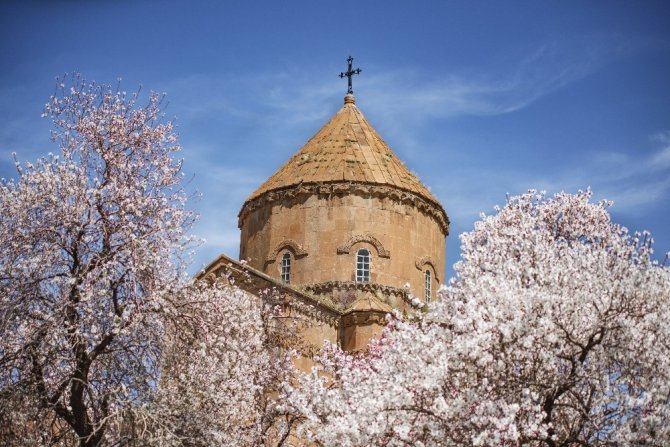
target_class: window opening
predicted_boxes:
[356,249,370,283]
[281,253,291,284]
[425,269,432,303]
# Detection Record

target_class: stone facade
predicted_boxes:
[202,93,449,353]
[240,185,446,304]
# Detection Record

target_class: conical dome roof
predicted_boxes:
[244,95,441,207]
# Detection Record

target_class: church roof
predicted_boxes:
[244,94,441,206]
[344,294,393,314]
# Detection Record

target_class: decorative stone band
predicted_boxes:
[415,255,440,283]
[337,233,390,258]
[303,280,409,300]
[265,239,308,262]
[341,309,389,328]
[302,280,421,311]
[280,294,340,328]
[239,181,450,235]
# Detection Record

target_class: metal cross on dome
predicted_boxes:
[339,55,361,95]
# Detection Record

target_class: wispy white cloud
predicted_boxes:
[1,37,650,275]
[169,39,639,273]
[158,72,339,128]
[359,39,613,124]
[0,82,54,177]
[649,132,670,169]
[589,134,670,211]
[161,38,614,147]
[186,155,268,270]
[443,131,670,225]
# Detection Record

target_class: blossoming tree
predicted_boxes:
[136,281,297,447]
[0,76,293,446]
[288,190,670,446]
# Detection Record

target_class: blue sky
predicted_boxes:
[1,1,669,280]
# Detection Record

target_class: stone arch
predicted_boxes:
[266,239,308,263]
[415,256,439,283]
[337,233,390,258]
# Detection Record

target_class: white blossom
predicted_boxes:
[0,75,293,446]
[286,189,670,447]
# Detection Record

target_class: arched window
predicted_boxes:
[281,252,291,284]
[424,269,432,303]
[356,249,370,283]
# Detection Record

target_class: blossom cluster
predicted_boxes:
[2,73,669,446]
[286,190,670,446]
[137,282,296,446]
[0,75,295,446]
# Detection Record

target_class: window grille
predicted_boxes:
[356,249,370,283]
[281,253,291,284]
[425,269,431,303]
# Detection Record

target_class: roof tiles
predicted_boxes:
[245,95,440,205]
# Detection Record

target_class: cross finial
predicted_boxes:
[339,55,361,95]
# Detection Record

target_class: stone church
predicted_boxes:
[199,59,449,363]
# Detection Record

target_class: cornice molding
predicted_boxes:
[280,296,340,328]
[303,280,408,299]
[341,311,388,328]
[337,233,390,258]
[239,181,449,235]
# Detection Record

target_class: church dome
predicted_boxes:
[238,92,449,309]
[244,94,442,210]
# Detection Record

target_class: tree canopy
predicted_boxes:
[0,75,293,446]
[286,190,670,446]
[1,75,668,446]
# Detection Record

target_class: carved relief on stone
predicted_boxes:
[304,280,406,298]
[337,233,390,258]
[265,239,308,263]
[342,311,389,328]
[283,298,340,327]
[415,255,440,283]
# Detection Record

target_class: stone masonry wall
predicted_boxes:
[239,188,446,302]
